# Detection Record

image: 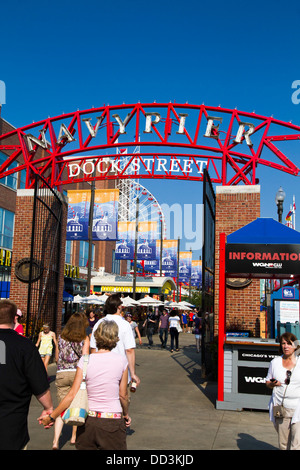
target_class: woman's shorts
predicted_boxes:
[55,370,77,403]
[76,416,127,450]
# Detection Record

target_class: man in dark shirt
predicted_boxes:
[0,299,53,450]
[159,309,169,348]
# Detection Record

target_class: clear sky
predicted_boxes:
[1,0,300,258]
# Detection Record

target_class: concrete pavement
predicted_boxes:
[27,331,279,450]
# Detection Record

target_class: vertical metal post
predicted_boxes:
[217,232,226,403]
[160,219,163,277]
[87,165,96,296]
[176,237,180,302]
[132,197,139,300]
[26,174,38,338]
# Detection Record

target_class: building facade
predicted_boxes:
[0,114,127,301]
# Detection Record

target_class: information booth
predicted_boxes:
[216,218,300,411]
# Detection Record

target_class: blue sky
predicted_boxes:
[1,0,300,258]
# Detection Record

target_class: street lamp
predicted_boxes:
[275,186,286,223]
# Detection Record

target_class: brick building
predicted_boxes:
[0,113,127,304]
[214,185,261,337]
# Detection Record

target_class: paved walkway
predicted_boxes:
[27,332,279,450]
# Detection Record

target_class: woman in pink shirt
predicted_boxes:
[41,320,130,450]
[14,309,24,336]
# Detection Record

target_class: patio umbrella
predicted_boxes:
[177,301,195,308]
[167,302,184,309]
[97,293,109,302]
[137,296,163,306]
[84,294,105,304]
[178,300,195,308]
[73,294,86,303]
[121,296,138,307]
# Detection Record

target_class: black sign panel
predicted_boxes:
[226,243,300,275]
[202,169,215,308]
[238,349,279,362]
[238,366,272,395]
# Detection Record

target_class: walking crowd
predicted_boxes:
[0,296,204,451]
[3,296,300,451]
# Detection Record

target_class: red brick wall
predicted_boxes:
[10,191,34,314]
[10,190,67,337]
[214,186,261,337]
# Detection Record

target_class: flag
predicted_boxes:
[285,210,293,222]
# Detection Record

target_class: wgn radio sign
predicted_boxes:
[237,349,278,395]
[0,80,6,105]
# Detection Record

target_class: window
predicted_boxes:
[65,240,72,264]
[19,169,27,189]
[0,152,18,190]
[79,241,94,268]
[0,208,14,249]
[112,249,120,274]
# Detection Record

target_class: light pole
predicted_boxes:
[275,186,286,223]
[275,186,286,289]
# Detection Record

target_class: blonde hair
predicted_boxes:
[94,320,119,350]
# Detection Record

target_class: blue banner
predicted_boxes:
[115,221,135,260]
[191,260,202,288]
[161,240,178,277]
[137,221,157,260]
[179,251,192,283]
[66,190,90,241]
[67,189,119,241]
[92,189,119,241]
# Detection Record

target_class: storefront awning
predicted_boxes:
[63,290,74,301]
[227,217,300,244]
[226,218,300,279]
[91,275,176,295]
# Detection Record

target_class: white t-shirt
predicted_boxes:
[90,314,136,355]
[266,356,300,422]
[169,316,180,329]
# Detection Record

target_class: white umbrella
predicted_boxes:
[178,300,195,308]
[94,293,109,303]
[73,295,86,304]
[167,302,183,309]
[84,294,105,304]
[179,300,196,307]
[137,296,163,306]
[121,296,137,307]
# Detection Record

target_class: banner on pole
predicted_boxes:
[161,240,177,277]
[137,221,158,260]
[66,189,119,241]
[66,190,90,240]
[179,251,192,283]
[115,221,135,259]
[93,189,119,241]
[191,260,202,287]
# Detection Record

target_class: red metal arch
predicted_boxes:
[0,102,300,188]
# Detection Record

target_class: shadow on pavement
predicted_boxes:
[169,342,218,406]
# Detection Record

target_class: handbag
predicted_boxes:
[62,354,89,426]
[176,322,183,333]
[273,404,284,419]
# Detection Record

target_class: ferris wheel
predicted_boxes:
[115,148,166,237]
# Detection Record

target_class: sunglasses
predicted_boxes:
[285,370,292,385]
